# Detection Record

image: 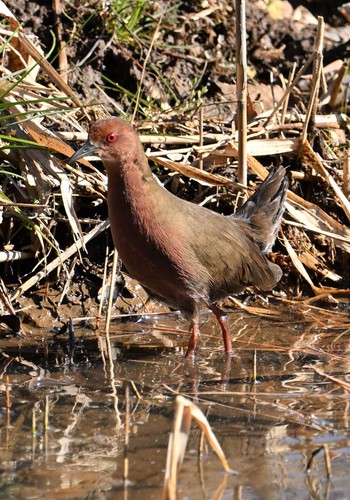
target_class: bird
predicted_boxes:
[69,117,288,357]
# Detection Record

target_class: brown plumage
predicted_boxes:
[69,117,288,356]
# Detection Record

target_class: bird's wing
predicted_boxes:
[184,209,282,298]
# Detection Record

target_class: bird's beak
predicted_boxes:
[68,139,98,164]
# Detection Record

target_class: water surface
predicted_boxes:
[0,308,349,499]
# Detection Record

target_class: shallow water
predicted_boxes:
[0,309,349,499]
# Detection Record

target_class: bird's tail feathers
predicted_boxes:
[234,166,288,253]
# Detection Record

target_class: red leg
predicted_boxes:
[185,316,200,357]
[209,304,233,352]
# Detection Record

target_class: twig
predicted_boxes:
[281,62,296,126]
[131,1,170,123]
[10,219,110,300]
[264,53,315,128]
[0,278,17,315]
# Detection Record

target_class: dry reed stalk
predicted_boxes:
[300,16,325,145]
[195,103,205,198]
[105,249,119,337]
[96,242,111,330]
[235,0,248,186]
[43,395,49,453]
[31,406,36,437]
[123,384,130,484]
[5,375,10,409]
[282,232,350,296]
[299,140,350,221]
[154,155,244,188]
[343,151,350,199]
[17,32,81,109]
[312,367,350,391]
[328,61,348,110]
[306,444,332,478]
[53,0,68,83]
[164,395,232,500]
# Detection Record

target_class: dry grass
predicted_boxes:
[0,1,349,332]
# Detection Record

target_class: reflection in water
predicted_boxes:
[0,311,349,499]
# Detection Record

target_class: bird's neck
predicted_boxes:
[104,149,170,234]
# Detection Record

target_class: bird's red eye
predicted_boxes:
[107,132,117,143]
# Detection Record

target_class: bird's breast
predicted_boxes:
[106,175,201,307]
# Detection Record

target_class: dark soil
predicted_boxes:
[6,0,349,115]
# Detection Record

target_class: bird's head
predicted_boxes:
[69,117,141,165]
